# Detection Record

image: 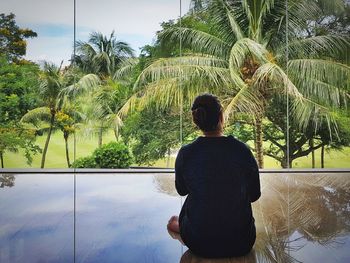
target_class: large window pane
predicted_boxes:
[1,0,75,168]
[70,0,182,169]
[285,0,350,169]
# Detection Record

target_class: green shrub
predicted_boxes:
[93,142,133,168]
[71,156,97,168]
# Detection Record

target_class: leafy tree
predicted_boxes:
[263,97,350,168]
[121,106,194,165]
[0,123,41,168]
[119,0,350,168]
[301,0,350,37]
[0,13,37,62]
[0,56,41,123]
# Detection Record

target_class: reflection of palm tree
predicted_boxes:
[120,0,349,168]
[252,174,350,262]
[153,174,178,196]
[155,173,350,262]
[0,174,15,188]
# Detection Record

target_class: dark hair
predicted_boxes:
[191,93,222,132]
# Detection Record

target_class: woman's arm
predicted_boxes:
[175,148,189,196]
[247,150,261,202]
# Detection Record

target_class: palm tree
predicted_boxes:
[73,31,134,145]
[118,0,350,168]
[76,79,125,147]
[21,62,98,168]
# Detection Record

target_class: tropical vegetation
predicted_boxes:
[0,0,349,169]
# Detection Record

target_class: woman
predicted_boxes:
[167,93,261,258]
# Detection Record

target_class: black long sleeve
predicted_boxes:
[247,151,261,202]
[175,148,189,196]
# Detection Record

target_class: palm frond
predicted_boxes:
[288,59,350,88]
[223,84,261,121]
[134,56,231,90]
[283,35,350,60]
[61,74,101,98]
[114,57,139,80]
[159,27,231,58]
[292,78,348,108]
[20,107,51,126]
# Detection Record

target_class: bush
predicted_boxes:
[93,142,133,168]
[71,156,97,168]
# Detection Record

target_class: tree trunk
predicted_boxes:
[41,113,55,168]
[255,114,264,168]
[166,148,171,168]
[98,126,103,147]
[281,158,287,169]
[321,145,325,168]
[64,132,70,168]
[0,152,4,168]
[310,139,315,168]
[114,127,119,141]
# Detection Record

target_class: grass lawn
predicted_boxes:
[155,147,350,169]
[3,131,350,169]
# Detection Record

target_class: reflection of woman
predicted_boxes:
[167,94,261,258]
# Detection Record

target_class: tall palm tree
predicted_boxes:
[75,31,134,79]
[21,62,98,168]
[118,0,350,168]
[73,31,134,145]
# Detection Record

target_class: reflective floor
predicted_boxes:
[0,172,349,263]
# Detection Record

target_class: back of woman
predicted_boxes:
[168,94,260,259]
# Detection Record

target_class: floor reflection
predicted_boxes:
[154,173,350,262]
[180,249,257,263]
[0,174,15,188]
[0,173,348,263]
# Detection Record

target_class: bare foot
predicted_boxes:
[167,215,180,233]
[167,215,184,245]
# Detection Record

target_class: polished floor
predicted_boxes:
[0,172,349,263]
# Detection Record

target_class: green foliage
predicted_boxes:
[121,107,194,165]
[0,13,37,62]
[71,156,97,168]
[0,56,41,123]
[0,123,42,168]
[264,96,350,168]
[71,141,133,168]
[74,31,134,78]
[93,142,133,168]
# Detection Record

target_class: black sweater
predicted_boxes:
[175,135,260,258]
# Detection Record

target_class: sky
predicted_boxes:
[2,0,192,65]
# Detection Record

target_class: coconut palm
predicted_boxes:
[72,31,135,145]
[75,78,125,147]
[118,0,350,168]
[21,62,98,168]
[74,31,134,79]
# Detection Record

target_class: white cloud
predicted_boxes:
[2,0,192,63]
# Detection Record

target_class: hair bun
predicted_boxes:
[194,106,207,125]
[191,93,222,132]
